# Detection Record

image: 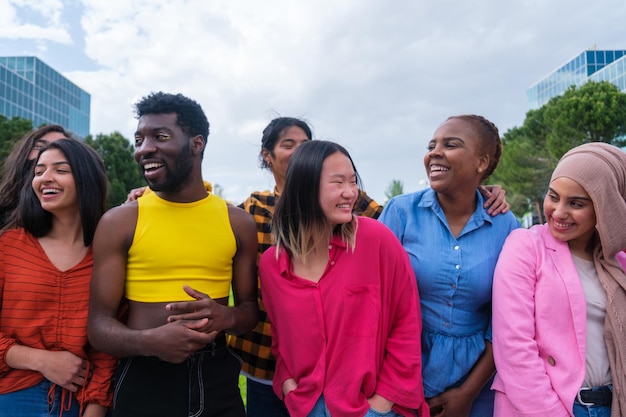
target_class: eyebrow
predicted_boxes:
[134,126,174,136]
[547,187,591,201]
[327,172,356,179]
[429,136,465,143]
[35,161,70,168]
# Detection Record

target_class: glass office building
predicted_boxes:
[0,56,90,138]
[527,49,626,109]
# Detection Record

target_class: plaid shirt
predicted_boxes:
[229,187,383,381]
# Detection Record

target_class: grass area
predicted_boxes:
[230,287,248,407]
[239,374,247,406]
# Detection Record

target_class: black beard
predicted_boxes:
[144,143,194,193]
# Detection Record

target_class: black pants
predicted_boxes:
[112,340,245,417]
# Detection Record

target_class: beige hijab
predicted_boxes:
[551,142,626,416]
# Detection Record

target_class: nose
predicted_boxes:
[343,183,358,199]
[39,168,53,182]
[134,137,157,161]
[551,201,569,219]
[428,142,444,157]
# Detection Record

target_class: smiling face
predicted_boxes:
[319,151,358,228]
[262,125,310,190]
[32,148,77,214]
[544,177,597,257]
[424,118,489,195]
[134,113,194,193]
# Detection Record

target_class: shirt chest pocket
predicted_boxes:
[343,284,381,337]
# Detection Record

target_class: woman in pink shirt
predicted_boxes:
[492,142,626,417]
[259,140,428,417]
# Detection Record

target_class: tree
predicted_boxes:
[0,115,33,172]
[492,80,626,222]
[544,81,626,158]
[384,179,404,203]
[85,132,145,208]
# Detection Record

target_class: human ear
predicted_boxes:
[190,135,205,155]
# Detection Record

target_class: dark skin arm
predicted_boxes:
[427,341,495,417]
[166,205,259,336]
[87,204,213,363]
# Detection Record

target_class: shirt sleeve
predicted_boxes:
[258,249,294,400]
[0,333,19,375]
[0,332,18,378]
[354,191,383,219]
[79,345,116,407]
[378,198,405,241]
[492,229,570,416]
[0,240,20,375]
[373,230,429,414]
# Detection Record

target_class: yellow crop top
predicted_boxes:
[126,191,236,302]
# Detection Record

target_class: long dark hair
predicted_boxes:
[273,140,360,261]
[20,139,108,246]
[0,125,70,230]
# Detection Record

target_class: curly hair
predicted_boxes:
[135,92,210,145]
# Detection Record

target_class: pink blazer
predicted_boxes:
[492,224,587,416]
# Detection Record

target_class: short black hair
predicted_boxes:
[135,92,210,144]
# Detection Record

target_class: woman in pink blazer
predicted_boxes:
[492,142,626,417]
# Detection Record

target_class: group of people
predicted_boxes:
[0,91,625,417]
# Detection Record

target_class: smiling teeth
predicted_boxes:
[143,162,163,170]
[431,165,448,172]
[553,221,572,228]
[42,189,60,195]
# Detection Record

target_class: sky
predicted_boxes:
[1,0,625,204]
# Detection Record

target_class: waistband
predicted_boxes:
[140,334,228,363]
[576,385,612,407]
[193,334,227,355]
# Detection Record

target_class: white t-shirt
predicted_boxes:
[573,255,612,387]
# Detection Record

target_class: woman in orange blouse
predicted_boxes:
[0,139,115,417]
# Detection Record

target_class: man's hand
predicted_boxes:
[146,320,214,363]
[165,285,233,335]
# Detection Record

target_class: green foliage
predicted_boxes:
[0,115,33,172]
[384,179,404,202]
[85,132,145,208]
[544,81,626,158]
[492,81,626,222]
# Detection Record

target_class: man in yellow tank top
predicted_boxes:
[87,92,259,417]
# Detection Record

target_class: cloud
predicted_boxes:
[0,0,71,44]
[3,0,626,203]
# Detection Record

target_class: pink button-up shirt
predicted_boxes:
[259,217,428,417]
